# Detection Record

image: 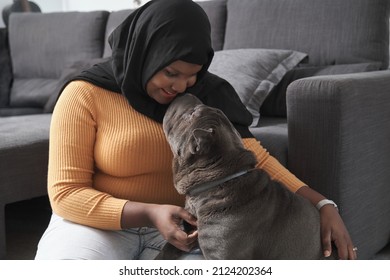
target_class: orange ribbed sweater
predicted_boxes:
[48,81,305,230]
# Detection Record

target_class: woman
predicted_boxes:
[35,0,356,260]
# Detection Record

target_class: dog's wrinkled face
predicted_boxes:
[163,94,243,162]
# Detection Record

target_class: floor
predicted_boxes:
[4,196,390,260]
[5,196,51,260]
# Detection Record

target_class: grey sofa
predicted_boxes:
[1,0,389,260]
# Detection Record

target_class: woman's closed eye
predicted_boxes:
[164,69,178,78]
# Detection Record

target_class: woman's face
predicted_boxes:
[146,60,203,104]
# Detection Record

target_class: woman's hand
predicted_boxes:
[319,205,357,260]
[148,204,198,252]
[121,201,198,252]
[296,186,357,260]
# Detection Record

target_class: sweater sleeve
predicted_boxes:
[48,81,127,230]
[242,138,306,193]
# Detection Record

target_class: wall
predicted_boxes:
[0,0,63,27]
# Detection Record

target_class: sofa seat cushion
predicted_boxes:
[0,114,51,203]
[224,0,389,68]
[249,117,288,167]
[0,114,50,153]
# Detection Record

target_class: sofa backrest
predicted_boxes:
[5,0,390,113]
[224,0,390,69]
[103,0,227,58]
[8,11,108,108]
[197,0,227,52]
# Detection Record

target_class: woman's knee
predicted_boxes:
[35,214,138,260]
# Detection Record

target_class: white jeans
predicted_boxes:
[35,213,203,260]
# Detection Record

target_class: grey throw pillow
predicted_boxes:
[208,48,307,126]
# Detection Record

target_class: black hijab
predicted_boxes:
[75,0,253,137]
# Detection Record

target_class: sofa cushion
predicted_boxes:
[9,11,108,78]
[8,11,109,108]
[0,28,12,107]
[249,117,288,167]
[44,58,109,113]
[0,107,43,116]
[196,0,227,51]
[103,0,227,57]
[261,62,383,117]
[208,48,306,126]
[103,9,133,58]
[10,78,59,108]
[224,0,390,68]
[0,114,51,203]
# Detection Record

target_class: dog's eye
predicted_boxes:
[175,143,182,157]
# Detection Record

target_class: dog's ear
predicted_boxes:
[189,128,214,155]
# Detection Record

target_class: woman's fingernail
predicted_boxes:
[324,250,331,257]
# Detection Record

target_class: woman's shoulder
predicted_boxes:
[61,80,120,102]
[64,80,102,94]
[52,80,96,116]
[57,80,129,115]
[55,81,103,111]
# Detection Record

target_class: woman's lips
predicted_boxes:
[162,89,176,95]
[162,88,177,96]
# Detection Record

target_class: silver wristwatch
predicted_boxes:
[316,199,338,211]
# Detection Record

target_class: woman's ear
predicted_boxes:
[189,128,214,155]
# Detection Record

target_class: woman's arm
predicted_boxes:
[242,138,357,259]
[242,138,305,192]
[296,186,356,259]
[48,81,128,230]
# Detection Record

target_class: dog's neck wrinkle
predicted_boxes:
[182,155,235,184]
[187,169,252,196]
[187,170,262,218]
[176,148,257,195]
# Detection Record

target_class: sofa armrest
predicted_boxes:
[286,70,390,259]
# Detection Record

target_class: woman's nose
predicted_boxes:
[171,79,187,93]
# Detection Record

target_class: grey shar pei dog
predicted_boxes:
[157,94,334,260]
